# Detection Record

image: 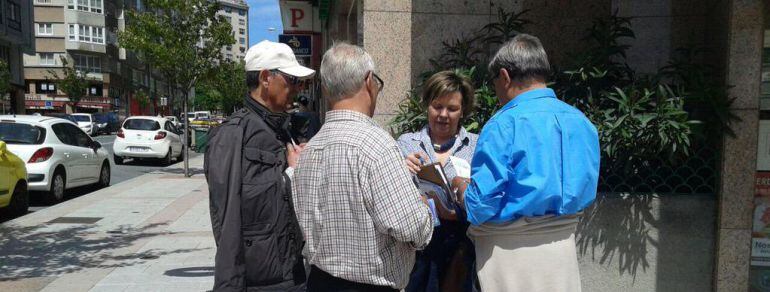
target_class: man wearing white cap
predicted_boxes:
[205,40,314,292]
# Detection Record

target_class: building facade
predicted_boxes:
[22,0,164,116]
[282,0,767,291]
[25,0,118,114]
[0,0,34,114]
[217,0,249,61]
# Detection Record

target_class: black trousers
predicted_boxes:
[307,266,397,292]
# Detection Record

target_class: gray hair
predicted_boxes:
[488,34,551,82]
[319,42,375,102]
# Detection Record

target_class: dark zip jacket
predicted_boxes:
[205,96,305,292]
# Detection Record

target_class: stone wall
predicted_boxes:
[577,193,716,291]
[353,0,726,128]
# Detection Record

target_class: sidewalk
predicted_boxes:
[0,156,215,292]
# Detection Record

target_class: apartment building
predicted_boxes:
[23,0,122,113]
[0,0,34,114]
[217,0,249,61]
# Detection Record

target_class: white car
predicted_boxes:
[185,111,211,123]
[0,115,111,203]
[113,116,184,165]
[71,113,98,136]
[164,116,182,128]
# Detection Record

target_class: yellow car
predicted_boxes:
[0,140,28,217]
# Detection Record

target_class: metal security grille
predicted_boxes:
[598,146,718,195]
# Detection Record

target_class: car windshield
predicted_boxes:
[72,115,90,122]
[0,122,45,144]
[196,113,210,119]
[123,119,160,131]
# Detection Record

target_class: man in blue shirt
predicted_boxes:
[453,34,600,292]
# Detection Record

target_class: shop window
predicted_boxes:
[37,82,57,94]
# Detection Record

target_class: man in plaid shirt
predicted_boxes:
[291,43,434,292]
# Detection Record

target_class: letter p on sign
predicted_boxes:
[291,8,305,28]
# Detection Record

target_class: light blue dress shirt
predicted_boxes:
[464,88,600,225]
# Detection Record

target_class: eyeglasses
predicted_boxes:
[271,70,302,86]
[370,72,384,91]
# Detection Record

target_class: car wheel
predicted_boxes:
[7,182,29,217]
[97,161,110,188]
[162,148,173,166]
[114,154,124,165]
[46,169,66,204]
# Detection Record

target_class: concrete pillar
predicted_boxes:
[10,86,24,115]
[360,0,413,128]
[715,0,764,291]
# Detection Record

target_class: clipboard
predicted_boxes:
[417,162,457,203]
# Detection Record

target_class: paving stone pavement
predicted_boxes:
[0,156,217,292]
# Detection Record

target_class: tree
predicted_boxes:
[197,60,246,115]
[48,57,90,110]
[0,59,11,114]
[119,0,235,176]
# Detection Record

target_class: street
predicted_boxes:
[2,134,202,223]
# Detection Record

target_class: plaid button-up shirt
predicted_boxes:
[291,110,433,289]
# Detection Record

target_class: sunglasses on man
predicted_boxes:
[271,70,304,86]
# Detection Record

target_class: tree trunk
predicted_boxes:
[183,90,190,177]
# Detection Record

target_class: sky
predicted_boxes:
[247,0,283,46]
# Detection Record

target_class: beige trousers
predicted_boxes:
[468,215,582,292]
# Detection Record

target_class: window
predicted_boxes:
[123,119,160,131]
[36,0,52,3]
[78,25,90,42]
[90,0,103,13]
[69,124,92,147]
[239,28,245,35]
[240,47,246,53]
[88,84,102,96]
[52,123,76,146]
[239,38,246,45]
[68,24,76,41]
[77,0,88,11]
[224,7,232,13]
[38,23,53,36]
[69,24,105,44]
[164,121,177,133]
[39,53,56,66]
[238,19,245,26]
[69,0,102,14]
[73,54,101,73]
[92,27,104,44]
[7,2,21,31]
[37,82,56,93]
[238,9,246,16]
[1,123,46,145]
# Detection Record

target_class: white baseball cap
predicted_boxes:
[244,40,315,79]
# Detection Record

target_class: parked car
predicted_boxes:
[0,115,111,203]
[71,113,98,136]
[185,111,211,123]
[113,116,184,165]
[164,116,182,128]
[93,112,120,135]
[45,113,78,124]
[0,141,28,217]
